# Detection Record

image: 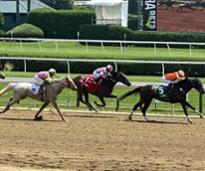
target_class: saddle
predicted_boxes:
[31,83,41,95]
[83,75,100,94]
[158,83,174,97]
[31,83,46,101]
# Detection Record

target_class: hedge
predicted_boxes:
[128,14,138,31]
[6,23,44,38]
[79,24,205,43]
[7,60,205,77]
[0,29,5,37]
[28,8,95,38]
[0,12,4,27]
[79,24,132,41]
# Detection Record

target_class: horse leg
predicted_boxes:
[94,97,106,107]
[107,94,117,98]
[0,97,18,114]
[180,101,192,123]
[184,101,203,118]
[84,92,98,112]
[50,100,65,121]
[128,101,143,121]
[76,91,81,107]
[116,96,120,111]
[34,101,50,121]
[141,100,152,122]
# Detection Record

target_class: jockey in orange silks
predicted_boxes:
[161,70,185,95]
[161,70,185,84]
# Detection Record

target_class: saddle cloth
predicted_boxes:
[31,83,40,95]
[84,75,99,94]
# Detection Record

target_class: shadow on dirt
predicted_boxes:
[0,117,63,122]
[124,119,190,125]
[67,114,116,119]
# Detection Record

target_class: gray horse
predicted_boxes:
[0,76,77,121]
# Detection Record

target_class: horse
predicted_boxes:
[158,0,176,10]
[116,77,205,123]
[176,2,195,12]
[73,71,131,112]
[0,76,77,121]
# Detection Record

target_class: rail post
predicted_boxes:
[24,59,27,75]
[199,93,203,113]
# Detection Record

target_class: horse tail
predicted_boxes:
[118,87,141,101]
[0,83,15,96]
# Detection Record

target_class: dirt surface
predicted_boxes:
[0,110,205,171]
[158,6,205,32]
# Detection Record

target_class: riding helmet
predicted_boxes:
[178,70,185,77]
[49,68,56,74]
[106,65,113,72]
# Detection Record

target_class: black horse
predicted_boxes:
[73,71,131,112]
[116,77,205,123]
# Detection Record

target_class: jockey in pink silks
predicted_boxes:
[33,68,56,99]
[92,65,113,84]
[34,68,56,85]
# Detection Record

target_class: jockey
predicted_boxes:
[33,68,56,100]
[92,64,113,84]
[161,69,185,95]
[161,70,185,84]
[34,68,56,85]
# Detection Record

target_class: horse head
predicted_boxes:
[192,78,205,94]
[65,75,77,90]
[112,72,131,86]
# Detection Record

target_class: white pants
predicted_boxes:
[33,75,44,85]
[93,72,102,80]
[161,76,172,84]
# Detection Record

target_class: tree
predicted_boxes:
[40,0,73,10]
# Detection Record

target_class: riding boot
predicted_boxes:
[39,83,46,101]
[166,82,174,96]
[93,77,101,85]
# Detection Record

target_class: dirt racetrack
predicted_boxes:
[158,6,205,32]
[0,109,205,171]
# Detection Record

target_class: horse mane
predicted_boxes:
[175,78,193,87]
[111,71,121,78]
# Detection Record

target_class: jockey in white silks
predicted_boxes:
[32,68,56,95]
[92,64,113,84]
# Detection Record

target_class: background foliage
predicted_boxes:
[6,23,44,38]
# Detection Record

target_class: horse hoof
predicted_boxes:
[187,119,192,124]
[34,116,43,121]
[200,115,203,119]
[128,116,132,121]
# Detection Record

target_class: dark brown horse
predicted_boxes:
[73,71,131,112]
[116,77,205,123]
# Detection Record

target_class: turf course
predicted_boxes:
[0,41,205,61]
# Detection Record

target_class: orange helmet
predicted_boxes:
[106,65,113,72]
[178,70,185,77]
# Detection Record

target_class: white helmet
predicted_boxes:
[106,65,113,72]
[49,68,56,74]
